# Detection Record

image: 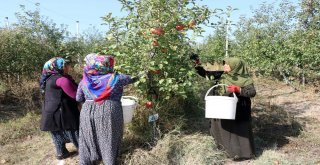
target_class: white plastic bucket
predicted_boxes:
[204,84,238,119]
[121,96,138,124]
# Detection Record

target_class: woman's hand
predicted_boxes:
[227,85,241,93]
[131,71,148,83]
[190,53,201,66]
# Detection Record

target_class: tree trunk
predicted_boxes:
[277,67,299,91]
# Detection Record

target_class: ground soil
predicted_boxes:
[225,79,320,165]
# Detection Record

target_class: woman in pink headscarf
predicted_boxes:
[76,53,142,165]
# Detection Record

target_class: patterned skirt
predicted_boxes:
[79,100,123,165]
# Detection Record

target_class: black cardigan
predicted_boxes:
[233,84,256,121]
[40,74,80,131]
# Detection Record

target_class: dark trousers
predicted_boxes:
[50,130,79,156]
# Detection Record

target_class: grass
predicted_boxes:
[0,78,320,164]
[122,132,227,165]
[253,150,299,165]
[0,112,42,145]
[0,81,6,94]
[0,134,53,165]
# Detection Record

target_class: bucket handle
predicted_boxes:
[122,96,138,102]
[204,84,238,100]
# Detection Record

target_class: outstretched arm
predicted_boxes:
[194,65,207,78]
[190,53,209,78]
[119,71,147,85]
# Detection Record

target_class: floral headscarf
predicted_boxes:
[40,57,66,92]
[82,53,119,104]
[83,53,115,75]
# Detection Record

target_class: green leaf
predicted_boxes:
[140,77,146,83]
[159,79,164,84]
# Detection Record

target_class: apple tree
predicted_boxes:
[102,0,215,101]
[101,0,216,134]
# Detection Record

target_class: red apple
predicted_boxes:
[161,48,168,53]
[152,40,159,46]
[151,28,165,35]
[145,101,153,108]
[176,24,185,31]
[152,70,161,74]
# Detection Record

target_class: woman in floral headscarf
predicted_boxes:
[76,53,142,165]
[40,57,80,160]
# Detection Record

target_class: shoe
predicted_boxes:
[233,157,251,161]
[56,152,70,160]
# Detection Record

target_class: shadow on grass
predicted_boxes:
[182,92,211,135]
[252,105,304,156]
[181,94,306,160]
[183,109,210,135]
[266,90,298,99]
[68,151,79,159]
[0,87,42,122]
[0,104,26,122]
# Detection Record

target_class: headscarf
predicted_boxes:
[82,53,119,104]
[220,57,254,87]
[40,57,66,92]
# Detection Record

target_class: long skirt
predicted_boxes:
[50,130,79,157]
[210,119,255,159]
[79,100,123,165]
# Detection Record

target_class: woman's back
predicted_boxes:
[76,73,133,102]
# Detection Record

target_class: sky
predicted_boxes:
[0,0,299,40]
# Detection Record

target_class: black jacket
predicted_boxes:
[40,74,80,131]
[233,84,256,121]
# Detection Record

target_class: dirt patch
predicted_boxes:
[0,134,78,165]
[253,79,320,164]
[255,80,320,121]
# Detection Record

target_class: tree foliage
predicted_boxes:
[102,0,216,100]
[201,0,320,84]
[0,5,66,79]
[198,27,226,63]
[0,5,107,81]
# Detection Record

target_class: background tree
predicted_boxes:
[0,4,107,82]
[198,6,238,63]
[294,0,320,85]
[233,1,298,79]
[0,4,66,81]
[199,0,320,86]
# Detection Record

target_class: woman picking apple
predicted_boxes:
[191,55,256,160]
[76,53,145,165]
[211,57,256,160]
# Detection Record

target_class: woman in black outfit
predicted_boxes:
[40,57,80,160]
[191,54,256,160]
